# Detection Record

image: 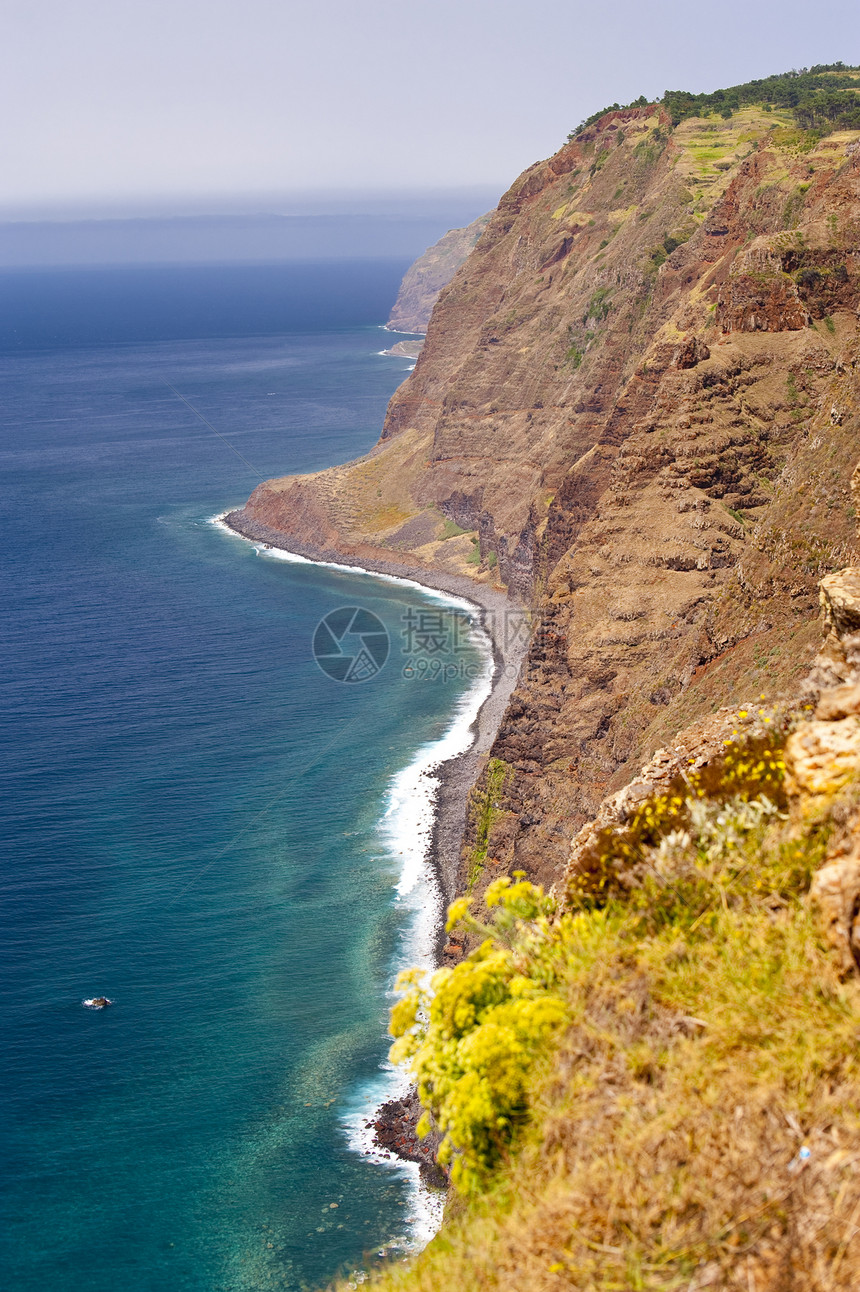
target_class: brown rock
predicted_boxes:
[809,826,860,975]
[791,562,860,972]
[784,715,860,817]
[716,244,811,333]
[228,104,860,894]
[675,336,711,368]
[814,682,860,720]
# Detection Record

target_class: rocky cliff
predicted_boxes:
[385,212,492,334]
[367,566,860,1291]
[228,90,860,908]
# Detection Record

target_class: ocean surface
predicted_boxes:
[0,261,489,1291]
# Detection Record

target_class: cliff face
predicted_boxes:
[385,212,492,334]
[230,103,860,895]
[368,569,860,1291]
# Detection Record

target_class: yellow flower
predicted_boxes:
[446,898,471,931]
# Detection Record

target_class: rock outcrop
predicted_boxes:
[786,565,860,974]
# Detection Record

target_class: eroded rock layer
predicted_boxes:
[229,103,860,895]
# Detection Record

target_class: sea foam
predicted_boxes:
[212,514,495,1248]
[336,604,493,1252]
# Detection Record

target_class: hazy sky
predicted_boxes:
[3,0,859,213]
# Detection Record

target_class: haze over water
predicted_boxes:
[0,260,485,1290]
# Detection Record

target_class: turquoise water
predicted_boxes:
[0,264,484,1290]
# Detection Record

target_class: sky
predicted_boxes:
[2,0,859,217]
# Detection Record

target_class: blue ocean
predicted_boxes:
[0,261,488,1291]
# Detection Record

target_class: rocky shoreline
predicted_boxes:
[379,338,424,360]
[220,508,529,904]
[368,1090,448,1189]
[219,508,532,1184]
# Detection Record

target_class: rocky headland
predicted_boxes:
[225,66,860,1289]
[227,85,860,906]
[385,211,492,335]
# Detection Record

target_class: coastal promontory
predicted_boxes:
[227,66,860,1288]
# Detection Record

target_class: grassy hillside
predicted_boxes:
[342,687,860,1289]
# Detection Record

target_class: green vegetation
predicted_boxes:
[643,227,693,274]
[585,287,613,323]
[782,186,808,227]
[567,733,788,906]
[568,64,860,141]
[367,727,860,1291]
[465,758,511,891]
[664,65,860,129]
[441,519,468,539]
[661,230,686,255]
[632,137,665,166]
[589,146,609,176]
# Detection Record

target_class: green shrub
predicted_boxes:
[467,758,511,890]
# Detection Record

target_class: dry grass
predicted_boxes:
[336,781,860,1292]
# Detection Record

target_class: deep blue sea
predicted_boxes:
[0,261,487,1291]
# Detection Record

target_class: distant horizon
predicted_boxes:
[0,189,502,269]
[0,185,505,225]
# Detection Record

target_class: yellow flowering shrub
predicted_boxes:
[389,878,568,1192]
[568,731,788,906]
[360,715,860,1292]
